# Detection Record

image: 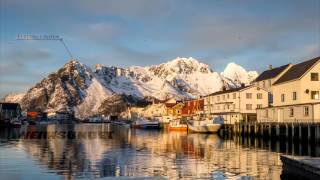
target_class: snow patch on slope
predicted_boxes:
[75,77,112,118]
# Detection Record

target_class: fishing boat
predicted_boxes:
[132,117,160,129]
[187,118,223,133]
[168,119,188,131]
[10,118,22,128]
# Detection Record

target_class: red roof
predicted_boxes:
[165,103,176,108]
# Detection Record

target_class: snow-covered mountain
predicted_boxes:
[2,57,258,118]
[221,62,259,86]
[2,93,25,103]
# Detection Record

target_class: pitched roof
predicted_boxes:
[254,64,291,82]
[273,56,320,85]
[165,103,176,108]
[207,86,248,96]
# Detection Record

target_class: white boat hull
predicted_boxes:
[133,118,160,129]
[169,120,188,131]
[187,121,221,133]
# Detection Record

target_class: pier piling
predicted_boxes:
[219,122,320,141]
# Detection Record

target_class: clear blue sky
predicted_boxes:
[0,0,319,97]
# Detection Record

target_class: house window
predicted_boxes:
[257,104,263,108]
[257,93,263,99]
[268,80,271,87]
[223,95,225,100]
[233,93,236,99]
[227,94,229,99]
[217,106,220,110]
[281,94,285,102]
[289,108,294,117]
[246,104,252,110]
[311,73,319,81]
[303,106,309,116]
[263,81,265,87]
[246,93,252,99]
[311,91,319,100]
[217,96,220,101]
[227,105,229,109]
[293,92,297,100]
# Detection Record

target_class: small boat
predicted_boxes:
[187,118,222,133]
[132,118,160,129]
[168,119,188,131]
[87,116,109,123]
[10,118,22,128]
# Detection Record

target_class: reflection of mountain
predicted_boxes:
[16,124,122,179]
[0,124,289,179]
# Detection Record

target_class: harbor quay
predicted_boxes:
[219,122,320,142]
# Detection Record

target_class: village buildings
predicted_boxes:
[257,57,320,123]
[118,57,320,125]
[204,85,269,124]
[0,103,22,123]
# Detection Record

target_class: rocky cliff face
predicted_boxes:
[18,61,95,113]
[3,57,258,118]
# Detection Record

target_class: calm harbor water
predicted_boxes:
[0,124,319,180]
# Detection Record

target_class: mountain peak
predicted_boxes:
[165,57,204,68]
[148,57,212,78]
[222,62,258,85]
[170,57,199,63]
[63,59,82,67]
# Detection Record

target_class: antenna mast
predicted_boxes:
[17,34,75,60]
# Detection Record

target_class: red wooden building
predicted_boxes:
[181,99,204,117]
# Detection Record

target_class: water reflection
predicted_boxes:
[0,124,318,180]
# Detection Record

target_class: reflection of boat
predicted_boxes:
[112,121,130,128]
[38,120,58,125]
[187,119,221,133]
[132,118,160,129]
[88,116,103,123]
[169,119,188,131]
[187,133,221,147]
[86,116,110,123]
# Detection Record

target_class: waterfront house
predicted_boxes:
[252,64,292,104]
[204,85,269,124]
[181,99,204,118]
[0,103,22,123]
[257,56,320,123]
[253,64,292,93]
[166,102,184,117]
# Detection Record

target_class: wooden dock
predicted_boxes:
[219,122,320,142]
[281,155,320,180]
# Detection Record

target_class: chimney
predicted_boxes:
[241,83,245,88]
[269,64,273,70]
